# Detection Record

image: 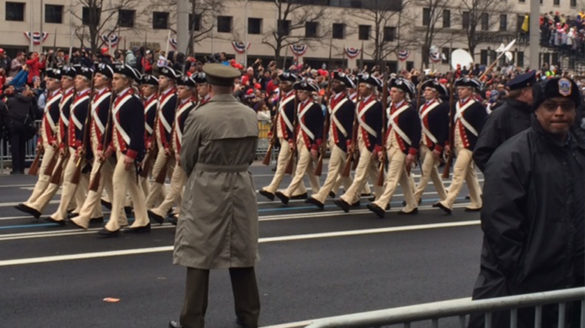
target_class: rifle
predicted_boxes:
[139,94,160,178]
[442,75,456,179]
[50,148,69,185]
[28,147,43,176]
[71,76,95,184]
[262,113,278,166]
[43,146,58,176]
[376,71,389,186]
[341,94,360,178]
[284,94,298,175]
[88,91,114,191]
[314,75,333,176]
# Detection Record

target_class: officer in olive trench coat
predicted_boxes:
[170,63,260,328]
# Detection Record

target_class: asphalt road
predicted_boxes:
[0,162,484,328]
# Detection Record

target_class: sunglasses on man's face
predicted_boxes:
[541,100,576,112]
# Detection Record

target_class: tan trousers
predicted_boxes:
[25,143,57,204]
[145,149,174,208]
[340,135,381,205]
[281,137,320,197]
[414,145,447,203]
[150,164,186,218]
[440,139,482,209]
[372,145,417,212]
[49,147,87,221]
[26,152,68,212]
[312,144,350,204]
[262,137,306,195]
[105,150,149,231]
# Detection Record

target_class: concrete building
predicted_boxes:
[0,0,582,72]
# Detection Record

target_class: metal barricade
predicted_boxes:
[303,287,585,328]
[257,119,272,159]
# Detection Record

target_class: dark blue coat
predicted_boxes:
[328,94,355,152]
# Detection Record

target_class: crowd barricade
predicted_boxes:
[0,120,41,171]
[298,287,585,328]
[257,119,272,159]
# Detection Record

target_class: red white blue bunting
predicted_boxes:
[290,44,307,57]
[100,33,120,48]
[345,47,361,59]
[231,41,250,54]
[397,49,409,61]
[169,37,178,50]
[24,32,49,45]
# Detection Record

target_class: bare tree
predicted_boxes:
[456,0,513,60]
[69,0,139,53]
[261,0,328,65]
[417,0,450,68]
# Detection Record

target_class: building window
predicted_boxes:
[118,9,135,28]
[384,26,396,41]
[189,14,201,31]
[481,13,489,31]
[441,47,450,64]
[278,19,291,36]
[443,10,450,28]
[517,51,524,67]
[516,15,524,32]
[499,14,507,31]
[553,0,560,5]
[332,23,345,39]
[6,2,25,21]
[153,12,168,29]
[358,25,370,40]
[217,16,232,33]
[519,0,525,2]
[423,8,431,26]
[305,21,318,38]
[45,4,63,23]
[82,6,101,26]
[571,0,576,6]
[248,18,262,34]
[462,11,470,29]
[480,49,488,65]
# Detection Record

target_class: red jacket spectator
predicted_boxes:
[26,54,45,85]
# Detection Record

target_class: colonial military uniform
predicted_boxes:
[435,77,487,214]
[334,73,383,212]
[368,78,420,218]
[47,66,93,224]
[413,79,449,204]
[148,75,197,224]
[22,69,62,205]
[275,80,323,204]
[307,72,355,209]
[259,72,307,200]
[171,64,260,328]
[16,67,76,218]
[145,66,178,208]
[70,63,115,229]
[99,64,149,237]
[139,74,159,197]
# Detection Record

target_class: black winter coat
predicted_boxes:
[469,118,585,328]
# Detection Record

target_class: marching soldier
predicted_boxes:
[20,68,62,206]
[306,72,355,209]
[367,77,420,218]
[258,72,308,200]
[138,74,159,197]
[148,75,197,224]
[412,79,449,204]
[334,73,383,212]
[145,66,178,208]
[45,65,93,224]
[70,63,115,229]
[434,77,487,214]
[98,64,149,237]
[274,79,323,204]
[16,66,76,218]
[193,72,211,105]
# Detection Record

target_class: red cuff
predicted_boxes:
[374,145,383,153]
[311,144,318,151]
[126,149,138,160]
[346,140,352,147]
[434,144,443,152]
[408,147,418,156]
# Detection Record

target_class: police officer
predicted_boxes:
[258,72,307,200]
[412,79,449,205]
[145,66,178,208]
[274,79,323,204]
[334,73,383,212]
[98,64,149,237]
[434,77,487,214]
[367,77,420,218]
[148,75,197,224]
[70,63,115,229]
[169,63,260,328]
[306,72,356,209]
[473,70,535,171]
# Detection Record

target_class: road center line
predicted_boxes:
[0,220,479,267]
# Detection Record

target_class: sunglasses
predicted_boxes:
[541,100,576,112]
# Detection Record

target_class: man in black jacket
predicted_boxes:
[469,77,584,328]
[473,71,536,172]
[4,85,37,174]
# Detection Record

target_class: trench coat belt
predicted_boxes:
[195,163,249,172]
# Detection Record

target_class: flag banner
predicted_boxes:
[397,49,409,61]
[100,33,120,48]
[231,41,250,54]
[169,37,178,50]
[345,47,361,59]
[290,44,307,57]
[24,32,49,45]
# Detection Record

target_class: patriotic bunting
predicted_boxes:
[290,44,307,57]
[231,41,250,54]
[397,49,409,61]
[24,32,49,45]
[169,37,178,50]
[345,47,361,59]
[100,33,120,48]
